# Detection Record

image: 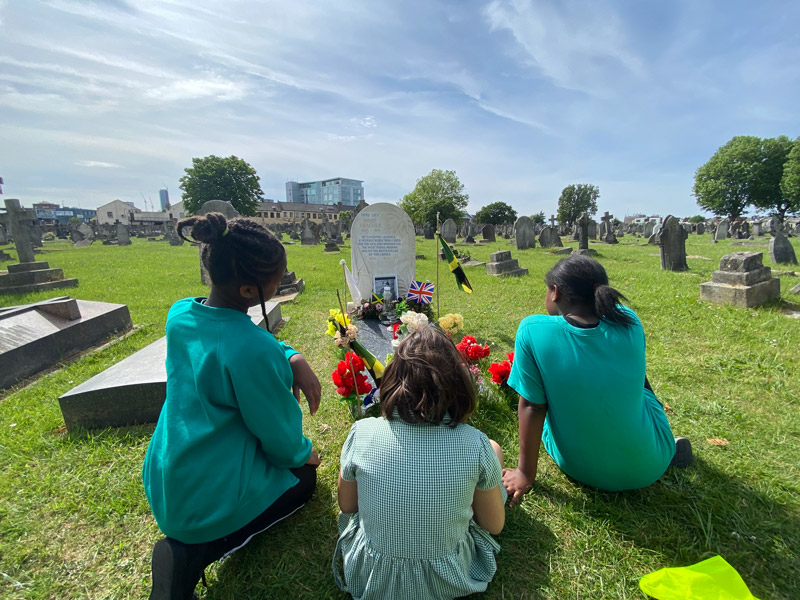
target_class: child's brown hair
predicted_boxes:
[380,326,476,427]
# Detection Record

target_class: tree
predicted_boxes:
[339,210,352,227]
[474,201,517,225]
[179,155,264,216]
[557,184,599,227]
[780,137,800,221]
[749,135,796,222]
[688,215,707,224]
[399,169,469,226]
[693,136,763,220]
[531,211,546,225]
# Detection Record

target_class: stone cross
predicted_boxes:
[2,199,36,263]
[549,215,556,228]
[577,212,590,251]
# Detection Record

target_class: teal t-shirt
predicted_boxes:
[507,306,675,491]
[142,298,312,543]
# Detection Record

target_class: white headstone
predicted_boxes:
[350,203,416,299]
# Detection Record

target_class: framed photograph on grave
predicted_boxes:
[373,275,398,301]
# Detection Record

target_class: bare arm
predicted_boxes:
[502,397,547,507]
[472,486,505,535]
[337,473,359,513]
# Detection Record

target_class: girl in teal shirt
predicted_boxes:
[503,255,691,504]
[143,213,321,599]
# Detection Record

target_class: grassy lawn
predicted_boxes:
[1,233,799,599]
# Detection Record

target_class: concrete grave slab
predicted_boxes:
[57,302,281,430]
[0,297,132,390]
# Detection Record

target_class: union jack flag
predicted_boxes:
[407,280,434,304]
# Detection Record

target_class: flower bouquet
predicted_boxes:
[390,310,430,349]
[438,313,464,336]
[331,352,374,419]
[488,352,517,404]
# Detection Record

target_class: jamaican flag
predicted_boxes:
[437,233,473,293]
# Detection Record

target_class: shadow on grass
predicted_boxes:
[535,457,799,600]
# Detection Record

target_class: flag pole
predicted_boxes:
[435,212,440,321]
[340,259,349,312]
[337,289,362,418]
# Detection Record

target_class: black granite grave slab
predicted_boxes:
[58,302,282,430]
[0,297,132,390]
[354,318,395,364]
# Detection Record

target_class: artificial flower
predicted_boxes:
[438,313,464,335]
[456,336,490,363]
[400,311,429,333]
[326,309,351,337]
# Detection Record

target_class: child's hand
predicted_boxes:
[502,467,534,507]
[306,447,321,467]
[289,354,321,415]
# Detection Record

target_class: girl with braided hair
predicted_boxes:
[143,212,321,599]
[503,254,691,504]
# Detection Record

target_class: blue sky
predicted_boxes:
[1,0,798,218]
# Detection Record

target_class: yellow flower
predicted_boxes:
[326,309,351,337]
[438,313,464,334]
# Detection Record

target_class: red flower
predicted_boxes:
[331,352,372,397]
[455,336,490,364]
[506,352,514,362]
[488,360,512,385]
[391,322,401,340]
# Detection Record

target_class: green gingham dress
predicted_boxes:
[333,416,503,600]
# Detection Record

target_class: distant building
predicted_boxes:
[159,189,170,210]
[255,200,344,227]
[285,177,364,207]
[96,199,140,225]
[131,201,186,227]
[33,202,96,230]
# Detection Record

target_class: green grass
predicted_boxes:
[1,234,799,599]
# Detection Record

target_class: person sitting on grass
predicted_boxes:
[502,254,692,505]
[142,213,322,600]
[334,326,506,600]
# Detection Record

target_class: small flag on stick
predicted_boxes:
[340,259,362,305]
[408,280,434,304]
[437,234,473,293]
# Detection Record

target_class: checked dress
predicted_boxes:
[333,416,503,600]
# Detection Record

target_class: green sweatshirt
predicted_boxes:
[143,298,312,543]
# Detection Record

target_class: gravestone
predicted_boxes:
[656,215,688,271]
[739,221,750,238]
[440,219,457,244]
[600,212,618,244]
[57,303,280,430]
[0,199,79,295]
[197,199,241,219]
[588,219,597,240]
[0,296,132,390]
[350,203,416,299]
[574,212,596,256]
[700,252,780,308]
[481,224,496,243]
[485,250,528,278]
[276,268,305,298]
[301,218,316,245]
[324,239,340,252]
[571,223,580,241]
[696,222,705,235]
[751,221,762,237]
[0,223,7,245]
[715,220,729,241]
[165,220,184,246]
[423,223,435,239]
[538,226,563,248]
[116,223,131,246]
[514,216,536,249]
[730,221,741,239]
[464,224,476,244]
[769,230,797,265]
[643,222,655,238]
[76,223,94,244]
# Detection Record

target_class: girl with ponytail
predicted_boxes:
[143,213,321,599]
[502,255,690,503]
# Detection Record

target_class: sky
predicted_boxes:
[1,0,799,219]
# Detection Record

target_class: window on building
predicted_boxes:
[283,212,287,217]
[107,211,113,218]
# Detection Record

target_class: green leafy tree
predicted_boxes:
[399,169,469,226]
[780,137,800,221]
[531,211,546,225]
[339,210,352,227]
[749,135,795,222]
[179,155,264,216]
[689,215,707,224]
[474,201,517,225]
[693,136,764,220]
[557,184,599,227]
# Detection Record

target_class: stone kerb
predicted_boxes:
[486,250,528,277]
[700,252,780,308]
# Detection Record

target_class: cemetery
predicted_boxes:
[1,221,799,600]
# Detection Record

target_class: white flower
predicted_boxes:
[401,311,429,333]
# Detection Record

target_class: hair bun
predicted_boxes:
[189,212,228,243]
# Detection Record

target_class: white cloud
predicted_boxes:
[144,76,248,102]
[75,161,123,168]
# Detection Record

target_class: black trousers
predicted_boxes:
[196,464,317,564]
